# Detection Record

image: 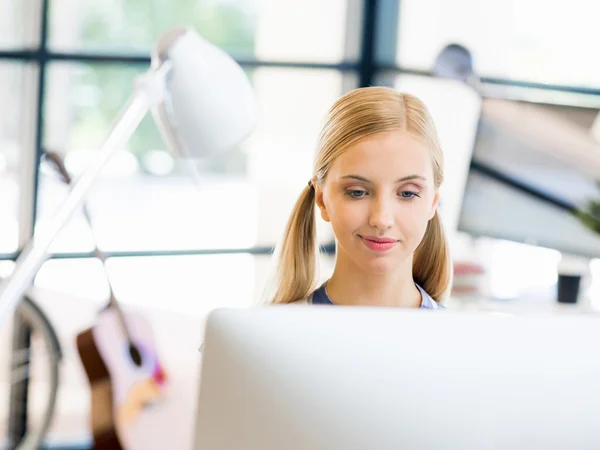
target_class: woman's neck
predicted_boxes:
[325,256,421,307]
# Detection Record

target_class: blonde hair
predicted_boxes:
[270,86,452,304]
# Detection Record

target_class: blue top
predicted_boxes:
[310,282,444,309]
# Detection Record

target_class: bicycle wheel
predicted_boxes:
[7,295,62,450]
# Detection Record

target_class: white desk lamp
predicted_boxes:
[0,27,258,326]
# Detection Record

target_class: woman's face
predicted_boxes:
[315,130,439,275]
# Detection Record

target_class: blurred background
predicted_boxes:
[1,0,599,448]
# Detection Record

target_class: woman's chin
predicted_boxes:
[360,257,401,275]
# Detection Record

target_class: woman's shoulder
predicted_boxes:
[415,284,445,309]
[287,283,329,305]
[290,283,445,308]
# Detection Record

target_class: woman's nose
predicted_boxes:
[369,197,394,230]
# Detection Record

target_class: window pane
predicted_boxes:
[397,0,600,88]
[0,261,15,278]
[41,63,346,252]
[27,251,333,445]
[0,0,40,48]
[0,262,15,446]
[253,0,349,62]
[0,62,32,254]
[49,0,350,63]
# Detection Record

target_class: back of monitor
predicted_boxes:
[194,307,600,450]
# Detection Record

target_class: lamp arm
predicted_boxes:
[0,62,171,327]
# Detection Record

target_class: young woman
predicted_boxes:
[270,86,451,308]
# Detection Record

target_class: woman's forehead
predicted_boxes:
[328,131,433,181]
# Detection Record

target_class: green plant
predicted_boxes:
[574,180,600,234]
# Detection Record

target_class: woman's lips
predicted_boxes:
[359,235,398,252]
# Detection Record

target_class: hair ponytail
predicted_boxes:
[270,184,319,304]
[412,210,452,303]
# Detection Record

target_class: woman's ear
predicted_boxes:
[314,184,330,223]
[429,190,440,220]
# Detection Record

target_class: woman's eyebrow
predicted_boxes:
[340,174,426,183]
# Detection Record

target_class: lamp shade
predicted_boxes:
[151,28,258,160]
[433,43,475,83]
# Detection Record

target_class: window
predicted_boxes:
[397,0,600,88]
[49,0,257,55]
[49,0,351,63]
[0,62,32,254]
[0,0,40,49]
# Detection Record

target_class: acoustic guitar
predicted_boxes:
[44,152,168,449]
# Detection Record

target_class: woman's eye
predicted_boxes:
[400,191,419,199]
[346,190,367,198]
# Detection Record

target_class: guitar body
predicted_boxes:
[77,308,167,450]
[76,328,123,449]
[49,151,168,449]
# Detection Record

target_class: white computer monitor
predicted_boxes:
[193,306,600,449]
